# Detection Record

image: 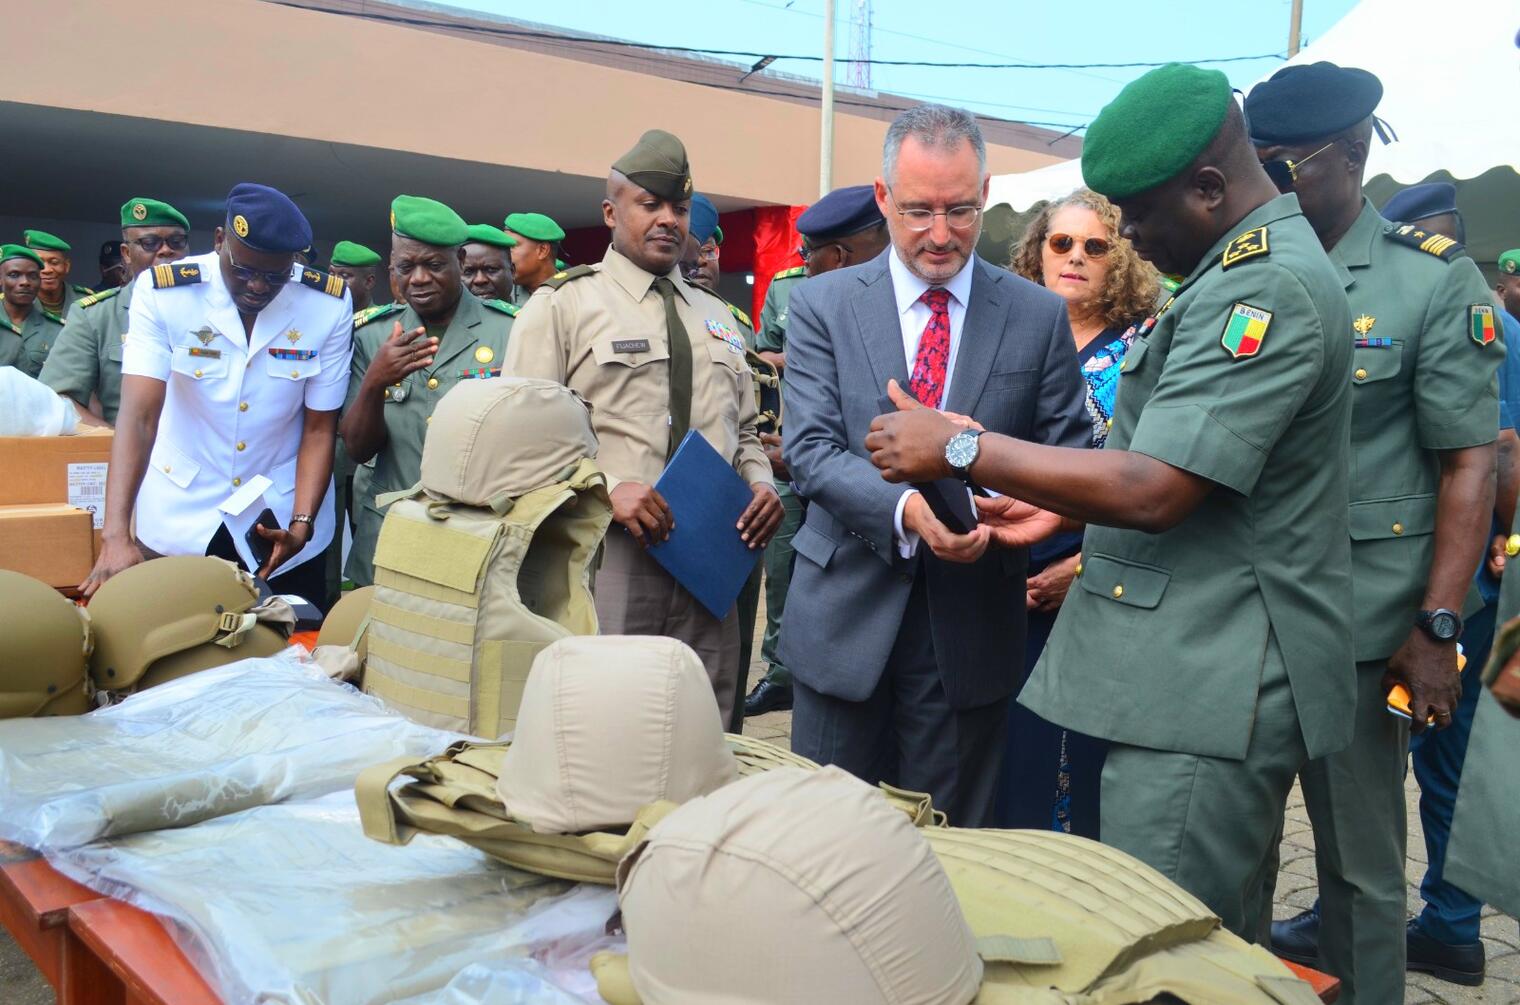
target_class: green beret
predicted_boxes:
[1500,250,1520,276]
[330,240,382,267]
[120,198,190,231]
[611,129,692,202]
[712,224,725,246]
[502,212,565,243]
[555,259,566,270]
[22,229,70,254]
[390,195,468,248]
[1082,64,1232,201]
[465,223,518,249]
[0,244,44,268]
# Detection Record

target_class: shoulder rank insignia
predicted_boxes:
[773,265,805,281]
[354,302,404,328]
[481,298,519,317]
[74,287,122,310]
[540,264,597,291]
[1221,302,1272,359]
[151,263,204,289]
[1221,226,1269,270]
[298,266,347,298]
[1470,304,1498,346]
[71,284,96,297]
[726,302,753,330]
[40,307,64,325]
[1386,224,1463,261]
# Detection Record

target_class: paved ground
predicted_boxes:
[4,620,1515,1004]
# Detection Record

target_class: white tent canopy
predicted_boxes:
[987,0,1520,265]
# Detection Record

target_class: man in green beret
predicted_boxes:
[865,64,1355,940]
[329,241,383,315]
[0,245,63,378]
[38,199,191,426]
[23,229,92,319]
[339,195,517,587]
[503,129,781,725]
[1243,65,1502,1000]
[462,223,517,304]
[1496,250,1520,317]
[503,212,565,305]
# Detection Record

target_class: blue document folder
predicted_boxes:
[647,430,763,619]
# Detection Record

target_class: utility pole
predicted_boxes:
[1288,0,1304,57]
[820,0,835,197]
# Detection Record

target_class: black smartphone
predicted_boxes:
[876,393,977,535]
[245,508,282,568]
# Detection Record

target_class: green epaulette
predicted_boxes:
[482,298,519,317]
[773,265,805,281]
[354,302,405,328]
[540,265,597,291]
[298,265,347,298]
[71,284,95,297]
[150,262,205,289]
[40,307,64,325]
[1220,226,1269,270]
[1384,223,1463,262]
[74,287,122,310]
[726,302,753,330]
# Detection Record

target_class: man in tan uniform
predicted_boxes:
[503,129,782,723]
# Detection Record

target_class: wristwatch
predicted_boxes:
[1415,608,1463,643]
[944,429,983,479]
[290,513,316,534]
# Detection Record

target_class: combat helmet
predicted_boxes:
[317,586,375,663]
[0,571,94,718]
[88,556,292,695]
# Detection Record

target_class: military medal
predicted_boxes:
[192,326,217,346]
[268,347,317,361]
[286,329,302,344]
[475,345,494,364]
[1352,314,1390,348]
[459,366,501,379]
[704,319,745,354]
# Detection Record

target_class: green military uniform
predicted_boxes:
[37,285,131,421]
[22,231,91,319]
[754,266,806,693]
[2,300,64,378]
[343,292,515,586]
[1267,199,1501,999]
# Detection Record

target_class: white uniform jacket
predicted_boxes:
[122,252,353,572]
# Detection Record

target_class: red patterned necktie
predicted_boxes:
[909,287,952,408]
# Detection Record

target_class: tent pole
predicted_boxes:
[1288,0,1304,57]
[820,0,835,197]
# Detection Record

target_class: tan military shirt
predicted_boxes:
[503,245,770,490]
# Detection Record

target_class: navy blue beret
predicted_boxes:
[224,182,313,254]
[1244,61,1383,145]
[1381,182,1458,225]
[689,193,720,245]
[797,184,884,242]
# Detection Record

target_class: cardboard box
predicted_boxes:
[0,428,113,549]
[0,504,95,587]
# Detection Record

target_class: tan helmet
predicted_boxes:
[496,636,737,834]
[0,571,93,718]
[317,586,375,662]
[420,377,597,505]
[88,556,290,694]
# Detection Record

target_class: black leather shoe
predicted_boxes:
[1270,909,1321,967]
[1407,917,1485,986]
[743,679,792,716]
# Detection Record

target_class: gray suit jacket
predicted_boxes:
[777,251,1090,710]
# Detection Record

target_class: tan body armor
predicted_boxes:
[361,378,611,738]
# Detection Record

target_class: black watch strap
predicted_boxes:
[1415,608,1463,642]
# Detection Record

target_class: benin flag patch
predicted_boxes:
[1471,304,1497,346]
[1221,303,1272,359]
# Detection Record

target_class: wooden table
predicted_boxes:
[64,899,220,1005]
[0,847,102,989]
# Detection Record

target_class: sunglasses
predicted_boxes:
[127,234,189,253]
[1261,140,1336,191]
[224,241,291,288]
[1048,233,1111,258]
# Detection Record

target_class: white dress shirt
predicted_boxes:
[887,250,976,556]
[122,252,353,572]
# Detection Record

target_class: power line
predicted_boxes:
[278,3,1285,71]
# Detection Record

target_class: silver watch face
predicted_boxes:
[945,430,980,471]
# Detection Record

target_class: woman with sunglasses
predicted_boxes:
[995,187,1160,836]
[38,197,193,427]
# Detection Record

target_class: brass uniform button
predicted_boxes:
[236,441,246,452]
[426,415,433,424]
[1392,522,1404,535]
[193,368,203,378]
[427,377,439,390]
[239,402,249,412]
[1112,585,1124,599]
[162,465,171,474]
[1507,534,1520,557]
[232,477,241,487]
[383,388,392,400]
[1074,562,1083,577]
[1354,367,1368,380]
[290,369,300,379]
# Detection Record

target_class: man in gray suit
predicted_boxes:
[778,104,1090,826]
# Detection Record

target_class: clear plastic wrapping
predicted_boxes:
[51,793,620,1004]
[0,651,462,851]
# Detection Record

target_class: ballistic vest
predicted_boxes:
[361,378,611,738]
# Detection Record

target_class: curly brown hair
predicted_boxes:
[1009,188,1160,330]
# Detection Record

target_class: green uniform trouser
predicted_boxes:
[1269,660,1409,1005]
[758,484,803,687]
[731,563,764,732]
[1100,633,1307,941]
[322,441,358,603]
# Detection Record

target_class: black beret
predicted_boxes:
[1245,61,1383,145]
[1381,182,1458,225]
[225,182,313,254]
[797,184,884,242]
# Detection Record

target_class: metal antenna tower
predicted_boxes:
[846,0,872,90]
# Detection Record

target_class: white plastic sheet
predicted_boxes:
[50,793,619,1005]
[0,651,461,851]
[0,366,78,435]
